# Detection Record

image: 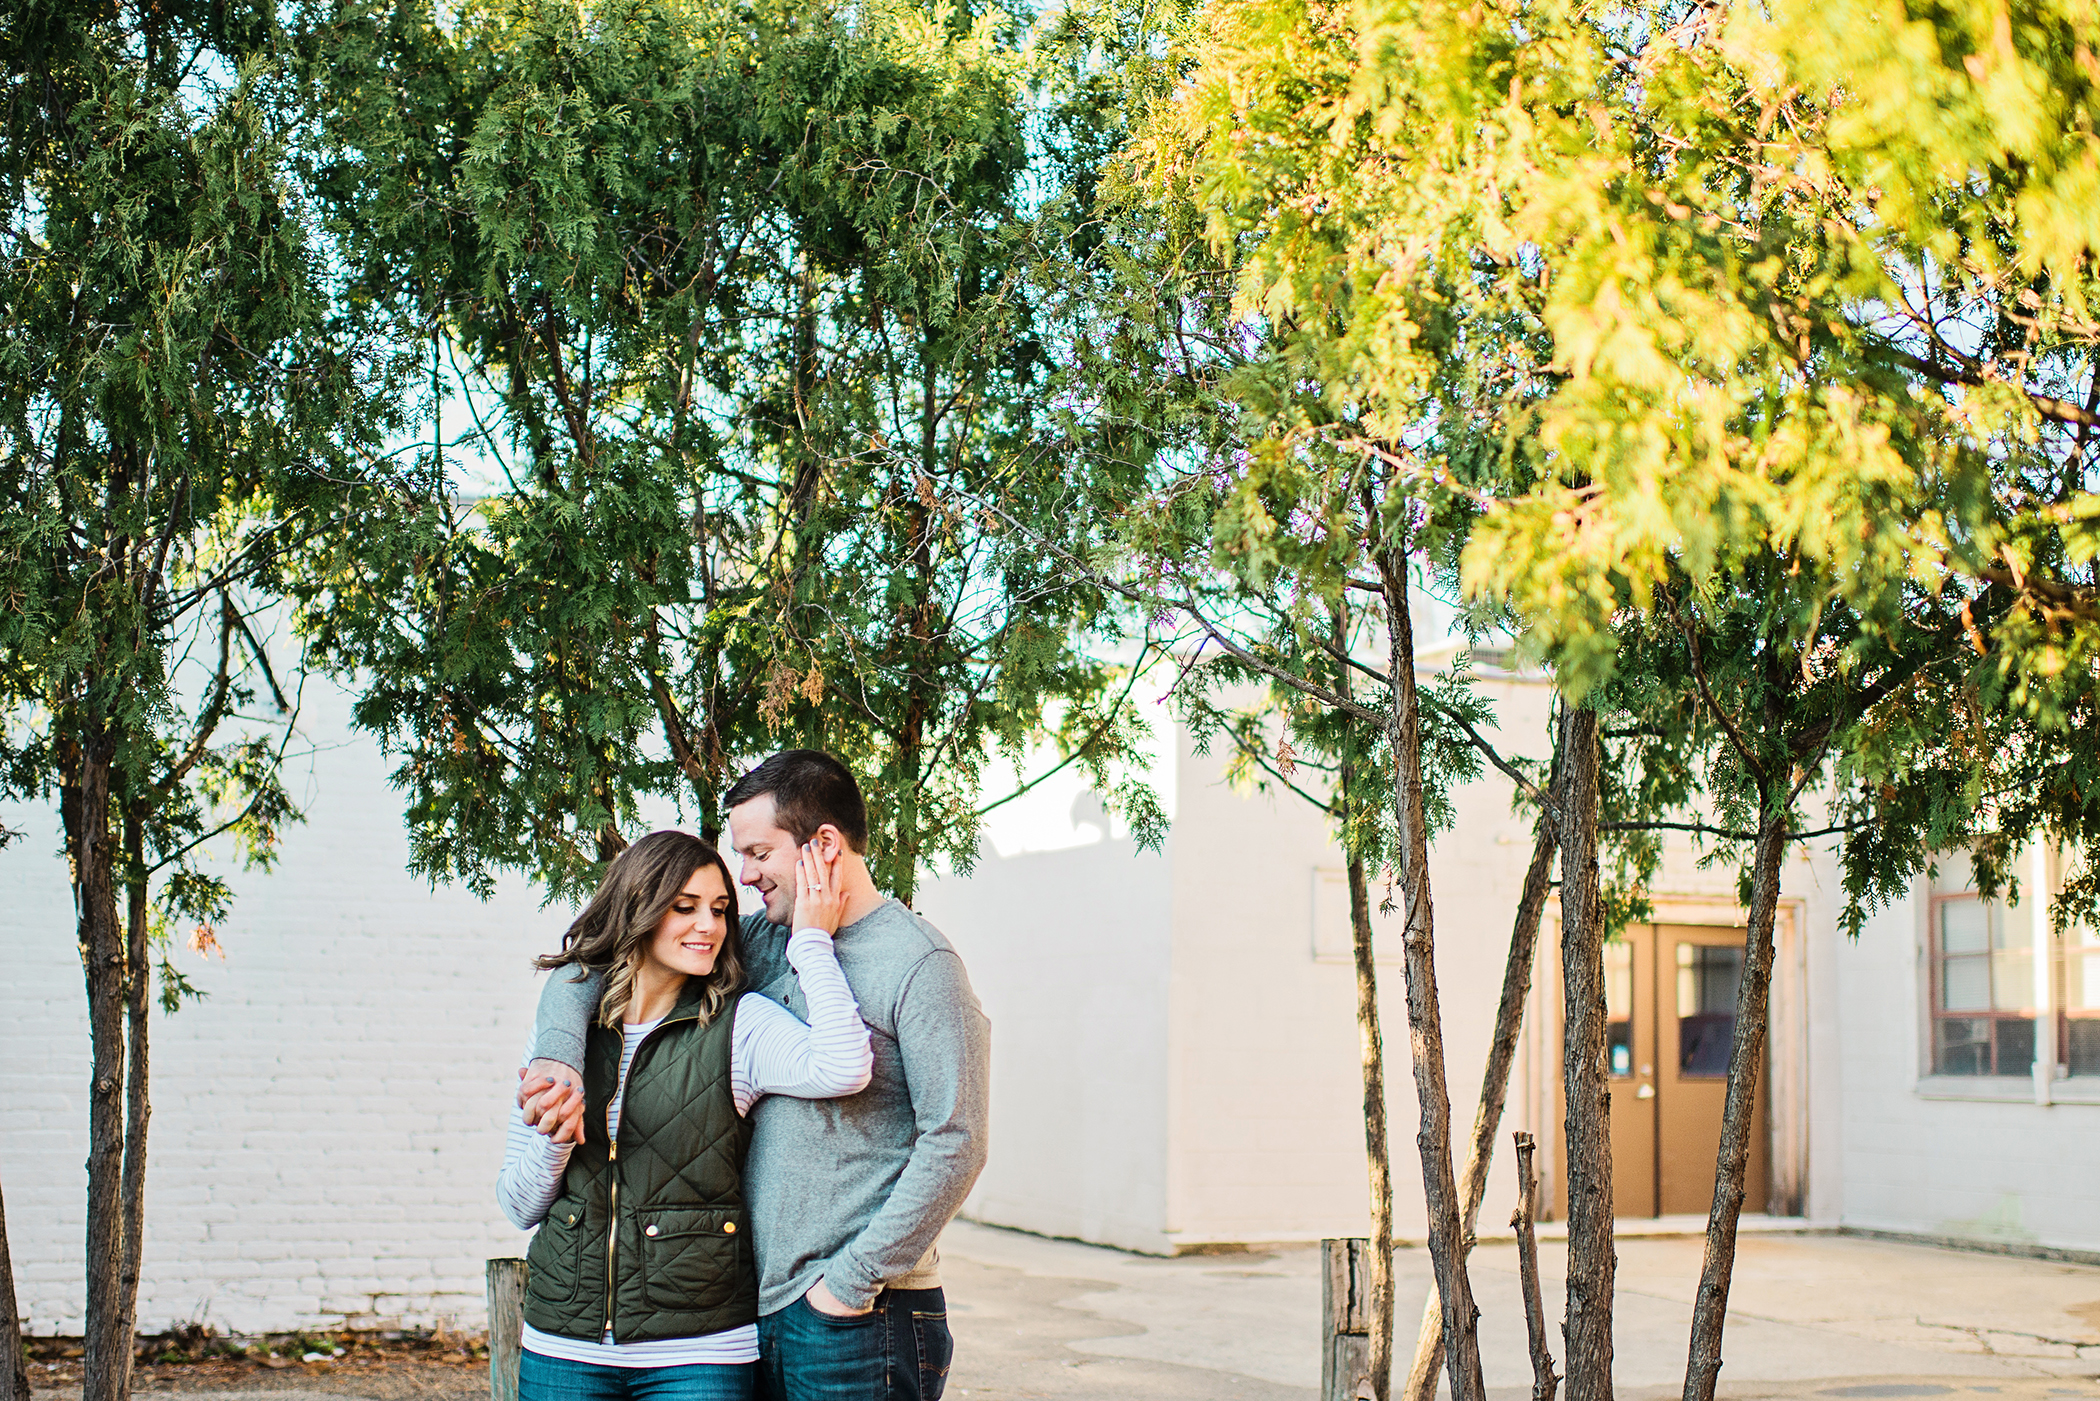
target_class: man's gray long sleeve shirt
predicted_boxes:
[531,899,991,1315]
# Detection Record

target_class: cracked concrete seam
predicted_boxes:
[1917,1315,2100,1359]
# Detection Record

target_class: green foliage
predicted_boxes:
[1,0,387,957]
[1143,0,2100,927]
[984,0,1559,893]
[297,0,1159,903]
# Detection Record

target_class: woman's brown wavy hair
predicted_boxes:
[535,830,744,1029]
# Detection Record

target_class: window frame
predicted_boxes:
[1929,890,2100,1079]
[2057,919,2100,1077]
[1927,892,2034,1078]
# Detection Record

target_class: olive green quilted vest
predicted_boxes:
[522,980,756,1342]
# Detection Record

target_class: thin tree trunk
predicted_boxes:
[1345,855,1394,1401]
[1403,786,1560,1399]
[1375,564,1485,1401]
[1681,809,1787,1401]
[0,1170,29,1401]
[1558,706,1614,1400]
[66,730,135,1401]
[889,550,932,906]
[1333,603,1394,1401]
[121,810,151,1367]
[885,348,947,909]
[1511,1133,1558,1401]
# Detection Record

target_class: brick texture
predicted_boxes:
[0,684,556,1336]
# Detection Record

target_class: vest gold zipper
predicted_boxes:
[604,1138,619,1340]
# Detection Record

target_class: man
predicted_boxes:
[520,750,990,1401]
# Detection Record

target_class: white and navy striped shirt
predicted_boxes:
[496,928,871,1367]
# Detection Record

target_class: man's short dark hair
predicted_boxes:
[724,749,870,853]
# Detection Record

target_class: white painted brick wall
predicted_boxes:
[0,680,558,1336]
[1835,894,2100,1252]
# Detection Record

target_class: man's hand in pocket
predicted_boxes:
[805,1279,873,1317]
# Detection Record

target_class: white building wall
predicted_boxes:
[1156,709,1578,1249]
[925,669,1574,1252]
[1834,870,2100,1254]
[1161,728,1397,1247]
[0,682,554,1335]
[919,827,1173,1255]
[1802,848,1851,1227]
[925,665,1879,1252]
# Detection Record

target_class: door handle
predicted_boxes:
[1636,1083,1656,1099]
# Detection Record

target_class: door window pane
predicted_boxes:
[1677,943,1740,1076]
[1605,941,1633,1077]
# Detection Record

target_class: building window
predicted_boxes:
[1931,895,2034,1076]
[1929,892,2100,1078]
[2064,917,2100,1077]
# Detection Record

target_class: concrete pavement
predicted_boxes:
[51,1221,2100,1401]
[938,1220,2100,1398]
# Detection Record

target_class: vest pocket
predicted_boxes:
[638,1204,749,1312]
[524,1196,587,1307]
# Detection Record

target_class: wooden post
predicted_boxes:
[1512,1133,1559,1401]
[486,1258,529,1401]
[1323,1239,1377,1401]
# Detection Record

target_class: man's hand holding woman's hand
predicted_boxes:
[793,841,847,935]
[519,1059,587,1145]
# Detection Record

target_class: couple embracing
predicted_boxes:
[496,750,990,1401]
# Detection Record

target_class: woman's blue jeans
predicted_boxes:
[520,1348,756,1401]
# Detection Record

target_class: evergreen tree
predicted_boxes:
[1,5,390,1397]
[298,0,1161,902]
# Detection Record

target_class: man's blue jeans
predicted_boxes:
[755,1288,952,1401]
[519,1348,756,1401]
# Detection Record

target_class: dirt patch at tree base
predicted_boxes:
[23,1330,489,1401]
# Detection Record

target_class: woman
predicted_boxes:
[497,829,871,1401]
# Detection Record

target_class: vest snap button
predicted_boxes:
[644,1224,659,1237]
[723,1222,736,1234]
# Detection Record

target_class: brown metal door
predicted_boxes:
[1604,927,1658,1217]
[1656,924,1768,1216]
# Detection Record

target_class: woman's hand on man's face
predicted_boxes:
[792,840,847,934]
